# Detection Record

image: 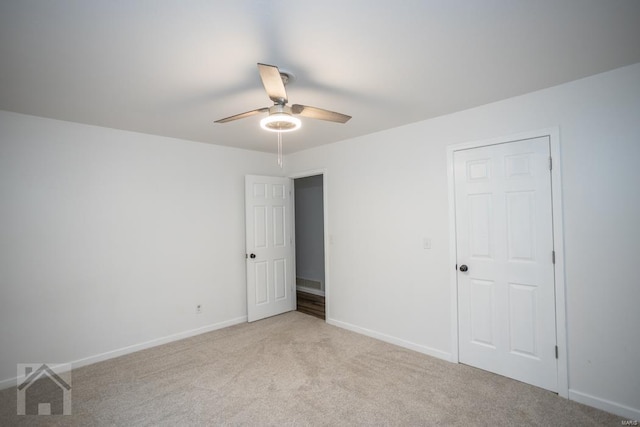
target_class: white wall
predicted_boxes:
[0,111,281,386]
[286,63,640,418]
[294,175,325,289]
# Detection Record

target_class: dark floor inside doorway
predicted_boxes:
[296,290,325,320]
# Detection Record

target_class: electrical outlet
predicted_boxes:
[196,304,202,314]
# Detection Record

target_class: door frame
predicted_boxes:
[446,127,568,398]
[289,168,330,321]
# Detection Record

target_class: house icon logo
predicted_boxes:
[17,363,72,415]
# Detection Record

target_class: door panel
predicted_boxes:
[469,193,492,258]
[253,206,267,248]
[508,282,538,357]
[455,137,557,392]
[274,258,287,300]
[470,279,495,347]
[273,206,286,247]
[255,262,269,305]
[245,175,295,322]
[506,191,536,261]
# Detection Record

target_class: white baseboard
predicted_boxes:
[296,286,325,297]
[0,316,247,390]
[569,389,640,420]
[326,317,452,362]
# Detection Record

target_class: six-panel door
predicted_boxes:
[245,175,295,322]
[454,137,558,392]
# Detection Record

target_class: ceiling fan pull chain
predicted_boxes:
[277,132,283,168]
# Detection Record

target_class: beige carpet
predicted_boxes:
[0,311,620,426]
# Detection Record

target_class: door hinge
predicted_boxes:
[552,251,556,264]
[555,345,559,359]
[549,156,553,170]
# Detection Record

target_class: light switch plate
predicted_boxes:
[423,237,431,249]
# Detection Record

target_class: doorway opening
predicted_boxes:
[293,174,326,320]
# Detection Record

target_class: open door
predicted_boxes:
[245,175,295,322]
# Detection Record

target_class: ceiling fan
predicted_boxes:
[215,63,351,132]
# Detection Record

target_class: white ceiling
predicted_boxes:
[1,1,639,154]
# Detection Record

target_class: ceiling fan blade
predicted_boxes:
[258,63,288,104]
[291,104,351,124]
[214,107,269,123]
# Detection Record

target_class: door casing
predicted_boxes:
[447,127,568,398]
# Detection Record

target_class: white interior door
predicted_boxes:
[454,137,558,392]
[245,175,295,322]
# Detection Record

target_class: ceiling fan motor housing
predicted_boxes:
[261,105,301,132]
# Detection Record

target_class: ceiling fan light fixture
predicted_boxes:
[260,113,301,132]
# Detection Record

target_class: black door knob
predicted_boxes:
[459,264,468,272]
[250,253,256,259]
